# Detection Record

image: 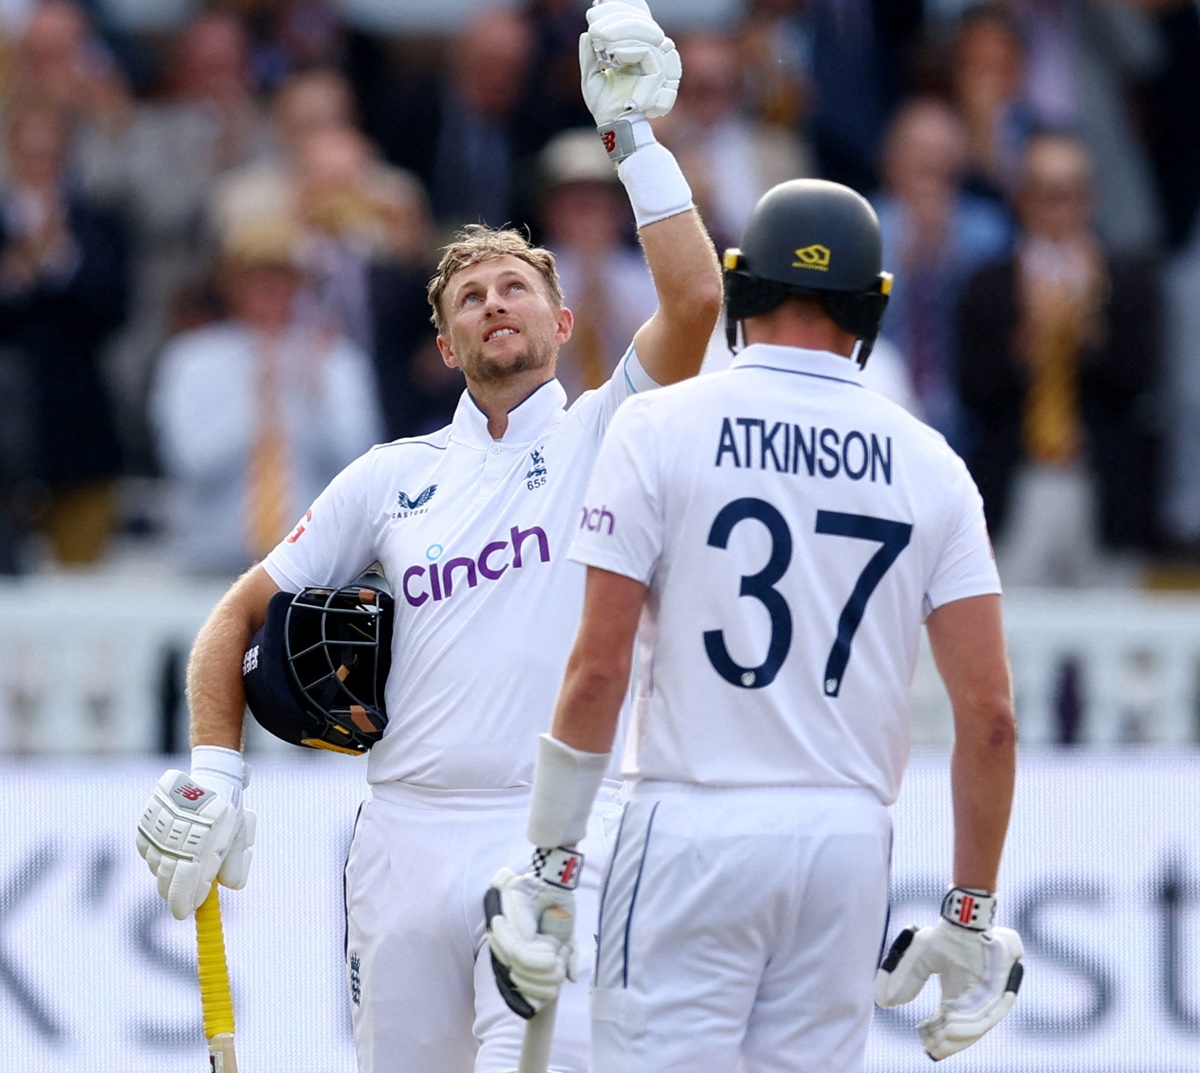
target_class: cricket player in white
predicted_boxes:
[134,4,722,1072]
[486,179,1024,1071]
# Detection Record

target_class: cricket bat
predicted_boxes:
[195,885,239,1073]
[517,905,574,1073]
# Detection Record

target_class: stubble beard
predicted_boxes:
[462,334,557,385]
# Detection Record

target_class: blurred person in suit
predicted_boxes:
[0,97,130,568]
[871,94,1013,454]
[956,130,1161,587]
[148,219,384,578]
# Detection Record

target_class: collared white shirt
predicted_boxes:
[264,347,655,789]
[570,342,1000,804]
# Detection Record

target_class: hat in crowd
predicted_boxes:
[218,217,304,272]
[538,128,620,191]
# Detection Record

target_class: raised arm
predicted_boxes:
[579,0,723,385]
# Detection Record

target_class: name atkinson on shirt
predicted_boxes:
[715,417,893,485]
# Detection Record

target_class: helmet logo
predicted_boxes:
[793,244,831,271]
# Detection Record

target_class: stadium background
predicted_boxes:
[1,0,1198,1070]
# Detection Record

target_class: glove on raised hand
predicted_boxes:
[483,846,582,1019]
[874,888,1024,1061]
[136,746,256,920]
[580,0,681,130]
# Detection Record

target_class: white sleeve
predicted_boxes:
[568,396,663,584]
[262,448,380,592]
[567,342,660,438]
[924,456,1002,616]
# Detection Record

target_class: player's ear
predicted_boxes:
[554,306,574,347]
[437,334,460,370]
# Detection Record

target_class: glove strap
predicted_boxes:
[598,112,653,164]
[941,886,997,931]
[533,846,585,891]
[191,745,248,808]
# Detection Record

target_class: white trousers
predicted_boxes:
[591,782,892,1073]
[344,780,621,1073]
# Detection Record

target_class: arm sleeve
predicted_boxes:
[262,448,380,591]
[568,396,663,585]
[924,454,1002,616]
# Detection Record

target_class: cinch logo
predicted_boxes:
[401,524,550,607]
[579,504,614,535]
[793,244,831,271]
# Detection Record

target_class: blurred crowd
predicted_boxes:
[0,0,1196,587]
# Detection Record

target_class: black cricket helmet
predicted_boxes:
[243,568,393,755]
[723,178,893,366]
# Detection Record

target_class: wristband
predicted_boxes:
[191,744,248,807]
[941,886,997,931]
[527,733,611,849]
[615,140,694,230]
[532,845,585,890]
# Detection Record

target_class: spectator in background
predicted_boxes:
[956,131,1161,588]
[0,98,131,568]
[5,0,135,197]
[793,0,925,195]
[369,6,539,234]
[871,94,1013,453]
[148,219,383,578]
[735,0,812,131]
[1006,0,1164,256]
[655,31,812,254]
[206,64,356,243]
[98,11,275,474]
[946,2,1038,208]
[520,0,597,148]
[534,127,656,399]
[214,0,346,93]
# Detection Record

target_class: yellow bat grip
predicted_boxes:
[195,886,236,1039]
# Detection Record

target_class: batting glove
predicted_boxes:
[580,0,680,161]
[136,747,256,921]
[874,888,1024,1061]
[483,846,582,1019]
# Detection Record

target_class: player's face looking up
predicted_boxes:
[436,254,573,387]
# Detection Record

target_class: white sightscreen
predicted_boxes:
[1,752,1197,1072]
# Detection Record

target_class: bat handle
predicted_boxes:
[195,886,239,1072]
[516,905,573,1073]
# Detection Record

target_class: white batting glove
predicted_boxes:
[483,846,582,1019]
[875,888,1024,1061]
[136,746,256,921]
[580,0,680,160]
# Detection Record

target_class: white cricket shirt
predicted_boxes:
[263,349,655,789]
[570,343,1001,805]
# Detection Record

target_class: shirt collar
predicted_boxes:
[728,343,865,387]
[451,377,569,447]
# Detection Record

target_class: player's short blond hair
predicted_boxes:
[427,224,564,335]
